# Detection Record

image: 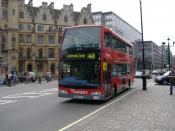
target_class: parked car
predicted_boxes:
[135,71,143,78]
[135,70,152,79]
[154,71,171,85]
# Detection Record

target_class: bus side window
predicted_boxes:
[116,39,121,51]
[127,64,131,74]
[104,33,110,48]
[112,64,117,77]
[112,36,117,50]
[130,47,133,55]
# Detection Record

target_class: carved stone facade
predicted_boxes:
[0,0,93,77]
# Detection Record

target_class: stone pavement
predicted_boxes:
[62,84,175,131]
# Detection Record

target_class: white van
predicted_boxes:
[28,72,36,82]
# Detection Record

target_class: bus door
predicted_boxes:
[103,63,112,98]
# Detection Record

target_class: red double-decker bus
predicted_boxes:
[59,25,134,100]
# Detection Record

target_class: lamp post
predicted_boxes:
[139,0,146,90]
[167,38,171,71]
[161,42,166,73]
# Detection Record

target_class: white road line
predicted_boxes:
[58,88,138,131]
[0,100,18,106]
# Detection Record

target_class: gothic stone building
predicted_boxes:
[0,0,93,77]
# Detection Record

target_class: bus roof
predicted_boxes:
[65,25,133,47]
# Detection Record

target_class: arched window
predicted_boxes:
[84,18,87,24]
[27,63,32,72]
[51,63,55,74]
[38,48,43,58]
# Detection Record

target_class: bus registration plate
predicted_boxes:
[73,95,84,99]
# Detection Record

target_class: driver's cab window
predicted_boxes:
[104,32,110,48]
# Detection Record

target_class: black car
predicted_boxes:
[18,72,26,83]
[154,71,171,85]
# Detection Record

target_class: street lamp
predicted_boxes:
[162,38,175,71]
[139,0,146,90]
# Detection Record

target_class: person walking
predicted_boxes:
[169,67,175,95]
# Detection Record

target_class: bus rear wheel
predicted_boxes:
[114,86,118,96]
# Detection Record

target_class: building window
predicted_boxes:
[58,27,62,32]
[19,47,23,57]
[51,63,55,74]
[38,25,44,32]
[19,24,23,30]
[37,63,43,72]
[37,35,44,44]
[26,34,31,44]
[48,48,55,58]
[2,10,8,17]
[48,35,55,44]
[84,18,87,24]
[58,36,62,44]
[12,37,15,50]
[64,15,68,22]
[2,0,8,7]
[48,26,53,31]
[27,24,32,31]
[1,36,6,50]
[43,14,47,21]
[19,11,24,18]
[38,48,43,58]
[18,34,24,43]
[27,48,31,58]
[12,9,15,15]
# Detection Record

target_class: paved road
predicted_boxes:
[0,81,103,131]
[0,78,157,131]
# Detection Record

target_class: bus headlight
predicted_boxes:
[90,91,101,96]
[59,89,68,94]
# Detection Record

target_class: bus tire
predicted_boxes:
[128,80,131,89]
[114,85,118,96]
[111,87,115,98]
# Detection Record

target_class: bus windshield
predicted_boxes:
[60,60,100,88]
[60,26,101,88]
[62,26,100,50]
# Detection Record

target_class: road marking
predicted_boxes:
[2,89,57,99]
[0,100,18,106]
[58,88,138,131]
[147,81,155,87]
[0,88,57,106]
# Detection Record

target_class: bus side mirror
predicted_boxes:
[112,72,117,77]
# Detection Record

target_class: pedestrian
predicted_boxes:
[38,74,41,84]
[169,67,175,95]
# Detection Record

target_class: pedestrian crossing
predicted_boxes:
[0,88,57,106]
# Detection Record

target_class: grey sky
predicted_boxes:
[26,0,175,55]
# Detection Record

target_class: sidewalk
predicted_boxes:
[61,85,175,131]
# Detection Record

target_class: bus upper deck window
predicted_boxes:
[104,33,110,48]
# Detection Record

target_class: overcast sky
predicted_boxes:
[26,0,175,55]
